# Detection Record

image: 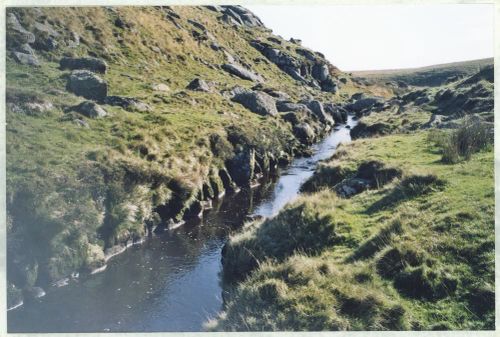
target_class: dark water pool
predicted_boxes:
[8,116,356,332]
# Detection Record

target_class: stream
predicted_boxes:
[8,116,357,333]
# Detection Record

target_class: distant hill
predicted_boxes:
[352,58,493,87]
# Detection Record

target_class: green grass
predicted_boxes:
[212,131,494,331]
[6,6,350,285]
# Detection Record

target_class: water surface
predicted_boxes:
[8,116,356,332]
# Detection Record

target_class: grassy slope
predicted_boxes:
[7,5,361,289]
[352,58,493,87]
[213,131,494,330]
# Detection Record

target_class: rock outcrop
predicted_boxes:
[226,147,256,186]
[222,63,263,82]
[230,87,278,116]
[71,101,108,118]
[324,103,348,123]
[60,57,108,74]
[12,51,40,66]
[216,5,264,28]
[187,78,212,92]
[250,40,339,93]
[104,96,151,112]
[7,13,35,47]
[346,94,385,113]
[305,99,334,125]
[293,123,315,144]
[67,70,108,101]
[276,101,312,114]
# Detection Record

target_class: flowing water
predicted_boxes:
[8,116,357,333]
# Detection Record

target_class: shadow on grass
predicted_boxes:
[365,174,446,215]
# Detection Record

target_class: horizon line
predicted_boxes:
[343,56,494,74]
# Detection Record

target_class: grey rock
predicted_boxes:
[238,12,264,27]
[231,88,277,116]
[222,6,263,27]
[222,63,263,82]
[293,123,315,144]
[219,167,238,192]
[424,114,446,128]
[267,36,282,45]
[12,51,39,66]
[276,101,311,114]
[281,111,301,125]
[25,101,54,114]
[339,184,357,197]
[324,103,348,123]
[256,44,298,67]
[151,83,170,92]
[347,96,384,112]
[336,178,372,198]
[132,101,152,112]
[8,100,53,115]
[17,43,35,55]
[32,22,59,51]
[226,147,256,186]
[104,96,151,112]
[188,19,207,31]
[351,92,366,101]
[320,77,338,93]
[415,95,432,105]
[220,13,242,26]
[6,13,35,46]
[210,42,222,51]
[187,78,212,92]
[283,65,307,82]
[72,101,107,118]
[262,89,290,101]
[306,100,334,124]
[251,40,337,91]
[60,57,108,73]
[33,21,59,37]
[68,70,108,101]
[312,63,329,82]
[223,51,235,63]
[205,5,223,12]
[402,89,428,104]
[114,17,127,29]
[224,8,244,25]
[46,37,58,50]
[296,48,317,61]
[34,35,58,51]
[68,31,80,48]
[74,119,90,128]
[350,121,392,139]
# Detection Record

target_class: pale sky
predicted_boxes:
[246,4,494,71]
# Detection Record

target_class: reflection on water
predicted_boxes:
[254,118,355,217]
[8,117,356,333]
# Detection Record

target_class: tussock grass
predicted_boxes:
[216,131,494,330]
[223,196,340,281]
[211,255,410,331]
[428,118,493,163]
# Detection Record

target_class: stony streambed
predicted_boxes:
[8,117,357,333]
